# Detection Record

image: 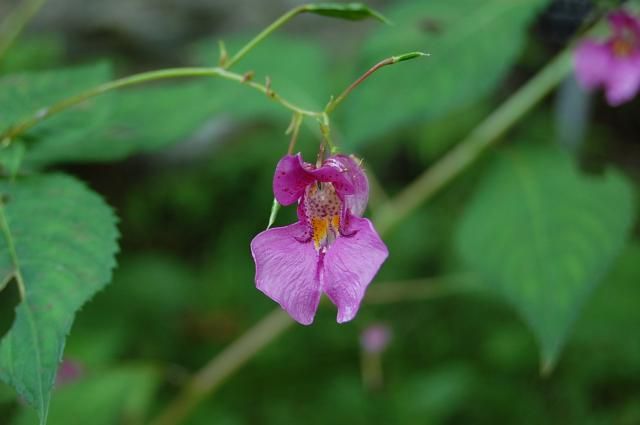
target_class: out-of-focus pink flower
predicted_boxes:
[251,153,388,325]
[574,10,640,106]
[55,358,84,387]
[360,324,392,354]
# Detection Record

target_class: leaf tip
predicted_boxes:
[370,10,393,25]
[392,51,429,63]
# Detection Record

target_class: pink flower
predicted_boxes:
[360,324,392,354]
[55,358,84,387]
[575,10,640,106]
[251,153,388,325]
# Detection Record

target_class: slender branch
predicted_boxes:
[325,52,427,115]
[373,46,574,235]
[0,66,322,146]
[0,0,47,61]
[149,274,474,425]
[224,3,392,69]
[365,274,480,304]
[149,309,294,425]
[286,112,303,154]
[150,42,576,425]
[224,5,306,69]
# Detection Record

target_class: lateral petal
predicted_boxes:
[251,222,321,325]
[322,216,388,323]
[604,55,640,106]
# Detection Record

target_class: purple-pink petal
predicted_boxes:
[308,157,356,196]
[279,153,369,216]
[609,10,640,38]
[604,54,640,106]
[251,222,322,325]
[273,154,316,206]
[330,155,369,217]
[575,40,612,90]
[322,215,388,323]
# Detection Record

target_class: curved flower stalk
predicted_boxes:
[575,10,640,106]
[250,154,388,325]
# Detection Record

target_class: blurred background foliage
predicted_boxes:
[0,0,639,424]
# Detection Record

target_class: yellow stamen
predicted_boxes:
[613,38,634,57]
[312,217,329,250]
[331,215,340,231]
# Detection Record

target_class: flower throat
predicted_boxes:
[304,182,342,250]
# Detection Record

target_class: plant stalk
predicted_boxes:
[374,47,573,235]
[224,5,306,69]
[150,43,575,425]
[149,274,477,425]
[0,67,322,146]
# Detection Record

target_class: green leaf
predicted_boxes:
[572,244,640,367]
[22,35,329,166]
[0,63,113,165]
[302,3,390,24]
[0,143,25,179]
[392,51,428,63]
[0,174,119,423]
[456,145,636,370]
[0,36,65,74]
[11,365,159,425]
[341,0,549,146]
[25,82,223,165]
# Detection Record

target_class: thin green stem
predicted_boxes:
[373,46,574,235]
[286,112,303,154]
[150,43,576,425]
[319,112,337,153]
[326,57,394,114]
[149,309,294,425]
[149,274,474,425]
[0,66,322,146]
[364,274,480,304]
[325,52,427,115]
[0,0,47,62]
[224,5,305,69]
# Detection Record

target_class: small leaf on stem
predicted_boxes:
[392,51,429,63]
[303,3,391,24]
[218,40,228,66]
[267,198,281,229]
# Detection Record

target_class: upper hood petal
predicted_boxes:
[327,155,369,217]
[273,153,369,216]
[273,154,316,206]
